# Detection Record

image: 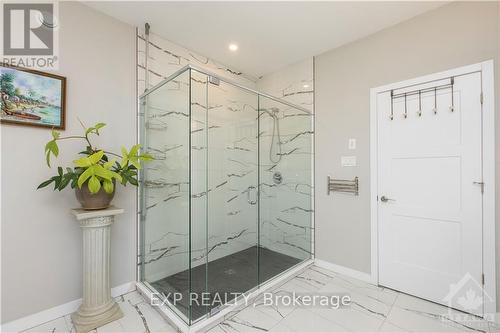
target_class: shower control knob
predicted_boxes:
[273,172,282,185]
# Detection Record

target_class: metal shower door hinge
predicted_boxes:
[209,76,220,86]
[480,92,484,105]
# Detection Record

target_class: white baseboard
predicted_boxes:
[1,281,136,333]
[314,258,376,284]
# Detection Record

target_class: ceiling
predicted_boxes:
[86,1,447,78]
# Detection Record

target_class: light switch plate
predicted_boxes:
[341,156,357,167]
[348,138,356,150]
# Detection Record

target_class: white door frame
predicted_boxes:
[369,60,496,314]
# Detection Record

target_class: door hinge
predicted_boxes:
[482,273,485,285]
[480,92,484,105]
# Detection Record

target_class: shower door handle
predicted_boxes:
[247,186,257,205]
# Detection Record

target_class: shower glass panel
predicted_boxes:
[206,76,259,316]
[258,96,313,284]
[139,69,190,322]
[139,66,313,326]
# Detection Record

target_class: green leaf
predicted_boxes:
[73,156,92,168]
[109,170,122,183]
[129,144,140,157]
[37,179,54,189]
[44,140,59,167]
[45,151,51,167]
[120,147,129,167]
[103,179,114,193]
[93,165,113,180]
[57,167,63,176]
[58,174,72,190]
[88,176,101,193]
[53,176,61,190]
[78,146,93,155]
[103,158,116,170]
[85,126,95,135]
[89,150,104,164]
[128,177,138,186]
[139,153,153,161]
[85,123,106,136]
[94,122,106,134]
[70,176,78,189]
[77,167,95,188]
[130,159,141,170]
[51,129,60,140]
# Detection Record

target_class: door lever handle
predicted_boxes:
[380,195,396,203]
[473,181,485,193]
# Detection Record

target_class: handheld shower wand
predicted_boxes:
[261,107,282,164]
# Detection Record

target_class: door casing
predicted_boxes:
[369,60,496,315]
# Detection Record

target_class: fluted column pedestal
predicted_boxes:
[71,206,124,333]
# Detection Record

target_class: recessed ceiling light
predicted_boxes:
[228,43,238,52]
[303,84,310,88]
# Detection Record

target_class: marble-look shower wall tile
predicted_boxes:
[138,29,313,282]
[137,29,257,97]
[257,58,314,259]
[257,58,314,113]
[138,30,262,281]
[140,70,191,281]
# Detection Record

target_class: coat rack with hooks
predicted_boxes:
[390,77,454,120]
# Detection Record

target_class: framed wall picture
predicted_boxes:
[0,64,66,130]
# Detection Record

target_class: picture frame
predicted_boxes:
[0,64,66,130]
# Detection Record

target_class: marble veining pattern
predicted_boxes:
[137,30,314,287]
[24,265,497,333]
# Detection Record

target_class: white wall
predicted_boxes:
[314,0,500,304]
[1,2,136,324]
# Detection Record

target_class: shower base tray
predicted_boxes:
[151,246,302,321]
[137,254,313,333]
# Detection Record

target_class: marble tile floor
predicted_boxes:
[22,265,499,333]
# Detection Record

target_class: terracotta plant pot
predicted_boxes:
[75,181,115,210]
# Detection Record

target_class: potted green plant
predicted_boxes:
[38,121,152,210]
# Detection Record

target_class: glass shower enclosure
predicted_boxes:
[138,65,313,326]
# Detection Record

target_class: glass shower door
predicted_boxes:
[139,69,191,323]
[138,65,313,326]
[205,76,259,315]
[258,96,313,283]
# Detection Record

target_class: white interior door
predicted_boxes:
[377,72,483,315]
